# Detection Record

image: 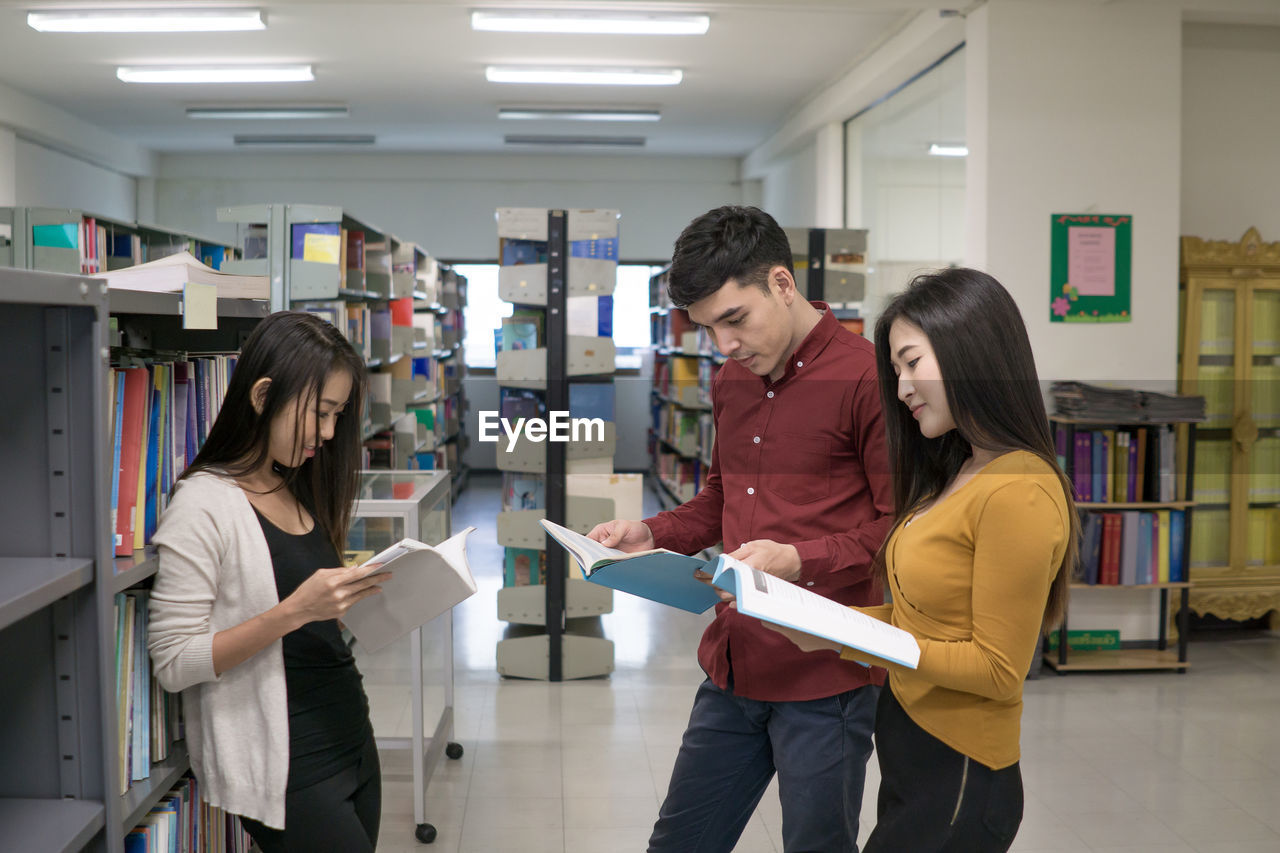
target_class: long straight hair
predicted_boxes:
[872,268,1078,633]
[177,311,367,556]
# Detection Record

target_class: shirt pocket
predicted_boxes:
[762,433,831,505]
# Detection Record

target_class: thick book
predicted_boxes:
[94,250,268,300]
[710,553,921,669]
[539,518,723,614]
[341,527,478,653]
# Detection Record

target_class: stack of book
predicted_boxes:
[1052,381,1205,422]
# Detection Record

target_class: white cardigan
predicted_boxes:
[147,470,290,829]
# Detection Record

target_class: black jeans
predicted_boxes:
[865,686,1023,852]
[649,678,879,853]
[239,734,381,853]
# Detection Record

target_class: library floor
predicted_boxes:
[356,474,1280,853]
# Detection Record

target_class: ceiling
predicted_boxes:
[0,1,966,158]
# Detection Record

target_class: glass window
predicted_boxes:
[845,46,965,332]
[458,262,657,369]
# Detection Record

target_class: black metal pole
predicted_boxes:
[545,210,568,682]
[807,228,825,302]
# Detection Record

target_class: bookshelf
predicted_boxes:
[0,206,238,276]
[0,268,252,853]
[648,265,718,509]
[1179,227,1280,625]
[493,207,626,681]
[1049,416,1201,673]
[216,204,468,489]
[0,270,109,853]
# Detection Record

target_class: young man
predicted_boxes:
[588,206,894,852]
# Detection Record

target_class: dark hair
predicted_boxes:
[178,311,367,556]
[667,205,794,308]
[872,268,1079,633]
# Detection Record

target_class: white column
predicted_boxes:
[813,121,845,228]
[965,0,1182,385]
[0,127,16,206]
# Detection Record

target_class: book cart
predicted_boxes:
[347,470,464,845]
[1049,416,1201,673]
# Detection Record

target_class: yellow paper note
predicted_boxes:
[303,232,342,264]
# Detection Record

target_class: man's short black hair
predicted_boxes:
[667,205,794,309]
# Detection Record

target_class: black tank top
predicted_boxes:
[253,508,371,791]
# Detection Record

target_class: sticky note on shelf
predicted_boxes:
[182,281,217,330]
[303,231,341,264]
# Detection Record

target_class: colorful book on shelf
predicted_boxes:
[540,518,724,614]
[1169,510,1186,581]
[114,366,149,556]
[1155,510,1170,583]
[290,222,341,264]
[1073,431,1092,501]
[1080,513,1103,585]
[710,553,920,669]
[503,547,543,587]
[1100,512,1122,585]
[1135,512,1153,584]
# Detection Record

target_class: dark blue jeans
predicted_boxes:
[649,678,879,853]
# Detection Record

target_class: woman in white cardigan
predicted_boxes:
[148,311,390,852]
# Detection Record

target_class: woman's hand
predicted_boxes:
[756,615,843,654]
[282,565,391,627]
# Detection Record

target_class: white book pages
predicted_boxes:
[341,527,477,652]
[713,554,920,669]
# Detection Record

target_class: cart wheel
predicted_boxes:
[415,823,437,844]
[446,742,464,760]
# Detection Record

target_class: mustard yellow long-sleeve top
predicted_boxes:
[842,450,1070,770]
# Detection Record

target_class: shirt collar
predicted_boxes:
[766,301,837,387]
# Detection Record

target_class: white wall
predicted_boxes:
[1182,23,1280,242]
[759,138,819,228]
[14,139,137,221]
[153,152,747,261]
[966,0,1183,388]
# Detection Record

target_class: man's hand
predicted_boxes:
[586,519,655,553]
[728,539,802,582]
[756,616,842,654]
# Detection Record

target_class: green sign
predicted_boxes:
[1050,213,1132,323]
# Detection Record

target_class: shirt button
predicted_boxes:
[797,361,804,368]
[806,581,815,587]
[753,436,760,444]
[747,487,755,495]
[766,391,775,399]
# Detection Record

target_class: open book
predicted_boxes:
[93,250,269,300]
[341,527,477,652]
[539,519,723,614]
[711,554,920,669]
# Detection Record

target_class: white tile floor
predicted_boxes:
[359,474,1280,853]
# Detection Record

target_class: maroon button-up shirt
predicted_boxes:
[645,304,893,701]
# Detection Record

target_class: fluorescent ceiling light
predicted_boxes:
[498,107,660,122]
[928,143,968,157]
[117,65,314,84]
[187,105,348,120]
[504,134,645,147]
[472,10,708,35]
[486,66,682,86]
[29,8,265,33]
[234,134,375,146]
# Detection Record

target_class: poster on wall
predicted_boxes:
[1049,214,1132,323]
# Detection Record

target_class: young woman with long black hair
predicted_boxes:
[147,311,389,852]
[764,268,1079,852]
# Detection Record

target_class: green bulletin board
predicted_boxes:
[1050,213,1132,323]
